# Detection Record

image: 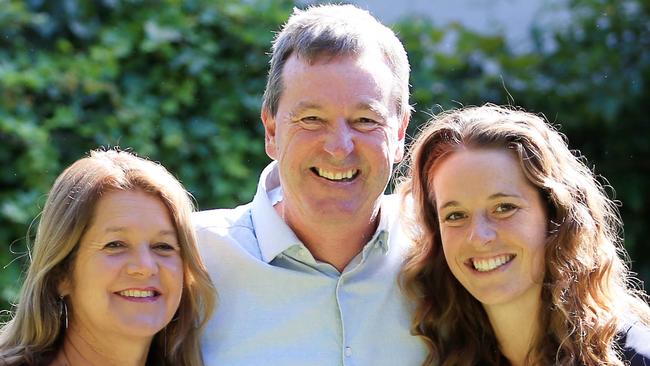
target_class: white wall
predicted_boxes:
[299,0,569,52]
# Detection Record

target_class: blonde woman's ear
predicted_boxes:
[57,277,71,297]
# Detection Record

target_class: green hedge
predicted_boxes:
[0,0,294,307]
[1,0,648,308]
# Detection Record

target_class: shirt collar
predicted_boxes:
[251,161,397,262]
[251,161,302,263]
[371,194,399,254]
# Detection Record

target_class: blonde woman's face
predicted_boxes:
[60,189,183,342]
[430,148,547,310]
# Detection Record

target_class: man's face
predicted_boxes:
[262,50,408,228]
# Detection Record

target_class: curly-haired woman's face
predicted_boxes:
[430,148,547,310]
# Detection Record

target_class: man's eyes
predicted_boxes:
[357,117,379,124]
[297,116,382,124]
[301,116,322,122]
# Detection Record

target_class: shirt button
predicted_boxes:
[344,346,352,357]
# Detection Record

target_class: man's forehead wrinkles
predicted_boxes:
[286,100,389,115]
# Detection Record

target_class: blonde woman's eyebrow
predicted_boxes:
[104,227,176,237]
[104,226,128,233]
[159,230,178,239]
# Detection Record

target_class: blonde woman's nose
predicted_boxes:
[126,246,158,277]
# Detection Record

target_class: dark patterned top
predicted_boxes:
[617,323,650,366]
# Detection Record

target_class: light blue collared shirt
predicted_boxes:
[195,162,427,365]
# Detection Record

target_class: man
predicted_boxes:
[195,4,427,365]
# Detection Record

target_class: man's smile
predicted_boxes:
[311,167,360,182]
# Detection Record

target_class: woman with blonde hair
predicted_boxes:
[0,149,216,365]
[400,104,650,365]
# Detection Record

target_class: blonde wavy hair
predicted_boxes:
[0,149,216,366]
[399,104,650,365]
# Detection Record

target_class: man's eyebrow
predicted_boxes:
[287,101,390,120]
[355,102,389,118]
[290,101,323,115]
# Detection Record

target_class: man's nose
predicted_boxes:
[323,119,354,160]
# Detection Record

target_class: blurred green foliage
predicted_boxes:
[1,0,648,308]
[0,0,293,307]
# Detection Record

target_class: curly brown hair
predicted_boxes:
[398,104,650,365]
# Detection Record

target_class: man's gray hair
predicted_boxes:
[262,4,411,118]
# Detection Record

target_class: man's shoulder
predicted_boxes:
[193,202,265,261]
[193,203,253,231]
[381,194,400,212]
[379,193,416,253]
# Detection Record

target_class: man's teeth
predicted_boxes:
[471,254,514,272]
[316,167,357,180]
[118,289,156,298]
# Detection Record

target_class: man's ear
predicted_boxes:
[261,108,278,160]
[393,111,410,163]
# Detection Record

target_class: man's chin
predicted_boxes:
[310,201,376,222]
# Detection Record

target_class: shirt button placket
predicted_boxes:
[336,275,350,366]
[344,346,352,358]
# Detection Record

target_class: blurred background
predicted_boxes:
[1,0,648,309]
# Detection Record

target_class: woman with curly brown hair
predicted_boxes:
[399,104,650,365]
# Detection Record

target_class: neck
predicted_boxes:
[276,201,381,272]
[483,288,542,366]
[54,322,152,366]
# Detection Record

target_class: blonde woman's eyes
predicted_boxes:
[103,241,126,249]
[152,242,179,253]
